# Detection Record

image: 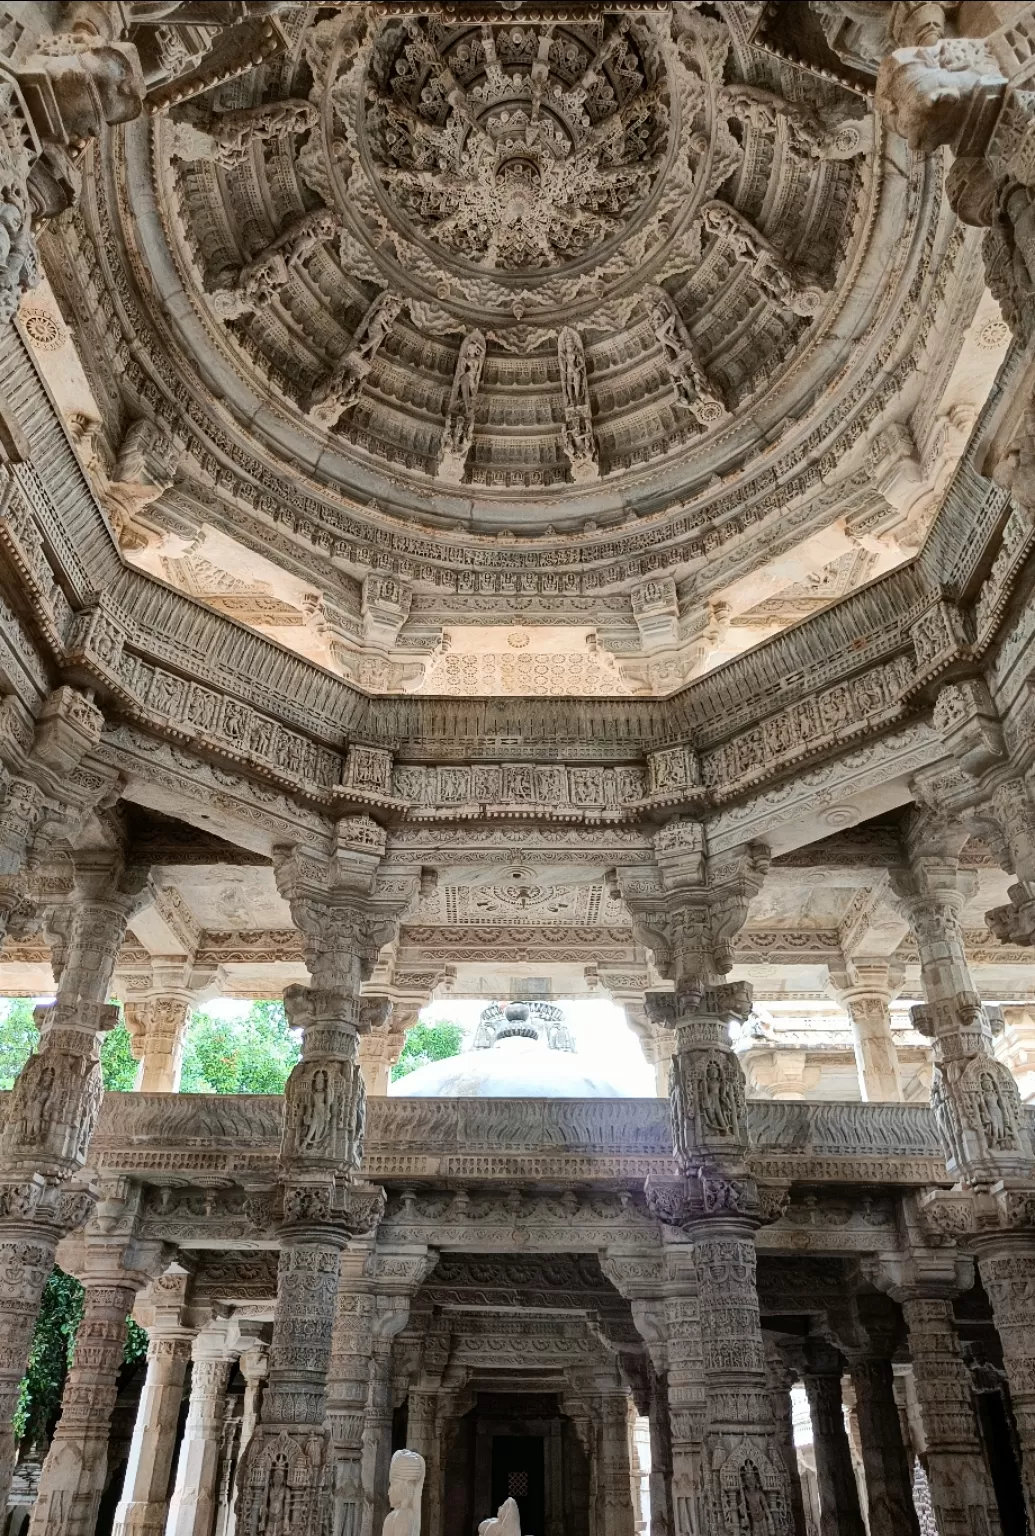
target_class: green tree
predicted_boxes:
[12,1269,149,1450]
[179,999,300,1094]
[0,1001,138,1093]
[13,1269,83,1447]
[100,1019,139,1092]
[390,1019,465,1082]
[0,998,39,1089]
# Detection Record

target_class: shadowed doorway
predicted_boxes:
[491,1434,546,1536]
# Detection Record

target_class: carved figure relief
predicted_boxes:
[438,329,486,482]
[300,1067,333,1152]
[0,198,39,325]
[557,327,598,482]
[697,1058,739,1139]
[716,1446,792,1536]
[309,291,405,429]
[648,287,728,427]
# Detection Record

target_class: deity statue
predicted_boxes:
[310,291,404,427]
[0,200,39,325]
[300,1066,332,1151]
[438,328,486,480]
[977,1069,1011,1149]
[382,1449,425,1536]
[257,1460,288,1536]
[648,287,727,426]
[479,1498,522,1536]
[557,326,598,482]
[698,1057,738,1139]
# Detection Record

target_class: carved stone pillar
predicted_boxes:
[166,1322,235,1536]
[122,993,192,1093]
[235,817,415,1536]
[238,1340,269,1458]
[112,1267,194,1536]
[356,998,408,1098]
[0,852,149,1508]
[113,1328,192,1536]
[663,1283,704,1536]
[765,1345,809,1536]
[28,1206,162,1536]
[869,1244,1001,1534]
[214,1396,243,1536]
[611,1249,687,1536]
[798,1343,866,1536]
[595,1389,637,1536]
[627,824,792,1536]
[892,816,1035,1187]
[325,1244,376,1536]
[903,1297,1000,1534]
[847,1352,921,1536]
[360,1318,401,1536]
[973,1235,1035,1526]
[405,1387,438,1529]
[597,971,669,1096]
[644,1364,673,1536]
[645,984,794,1536]
[829,961,904,1102]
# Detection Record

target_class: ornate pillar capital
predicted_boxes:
[620,823,769,985]
[864,1247,975,1306]
[274,816,417,995]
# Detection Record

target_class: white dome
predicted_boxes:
[389,1033,632,1098]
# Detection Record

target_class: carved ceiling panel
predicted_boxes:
[66,0,948,547]
[160,0,867,501]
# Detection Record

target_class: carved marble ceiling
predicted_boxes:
[141,1,888,510]
[37,0,1009,696]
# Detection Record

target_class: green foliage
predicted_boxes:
[123,1318,149,1368]
[179,999,301,1095]
[100,1019,139,1092]
[11,1268,149,1448]
[390,1019,465,1081]
[13,1269,83,1447]
[0,998,38,1089]
[0,1001,137,1093]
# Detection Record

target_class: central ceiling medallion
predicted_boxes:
[157,1,875,503]
[298,7,717,336]
[364,17,667,274]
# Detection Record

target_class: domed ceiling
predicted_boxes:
[38,0,1001,695]
[135,1,891,520]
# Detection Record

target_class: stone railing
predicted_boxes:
[747,1100,950,1186]
[70,1092,956,1187]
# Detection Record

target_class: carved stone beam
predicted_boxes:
[0,686,111,929]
